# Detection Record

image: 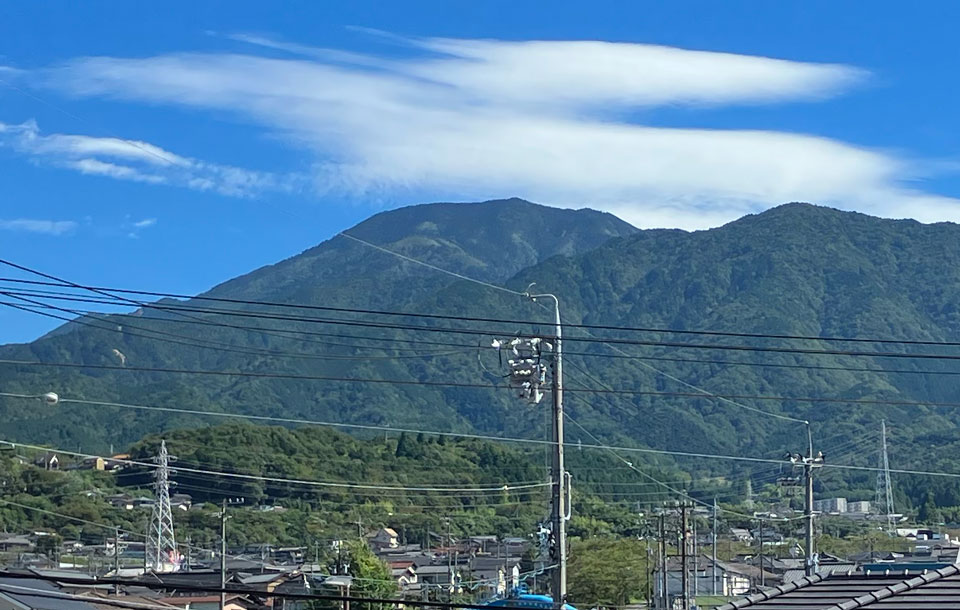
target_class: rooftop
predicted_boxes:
[717,565,960,609]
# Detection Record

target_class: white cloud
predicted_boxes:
[0,218,77,235]
[27,34,960,228]
[133,217,157,228]
[0,119,292,197]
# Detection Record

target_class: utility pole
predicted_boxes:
[788,426,824,577]
[658,513,667,610]
[712,499,718,596]
[218,498,243,610]
[680,504,689,610]
[113,528,121,595]
[495,287,567,610]
[220,499,228,610]
[693,518,698,601]
[757,519,764,588]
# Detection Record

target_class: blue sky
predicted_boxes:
[1,1,958,343]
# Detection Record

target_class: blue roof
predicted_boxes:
[486,594,576,610]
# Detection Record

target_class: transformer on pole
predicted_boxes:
[492,287,567,610]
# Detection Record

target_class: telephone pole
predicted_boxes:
[220,500,228,610]
[712,499,718,596]
[494,287,567,610]
[788,425,824,577]
[219,497,243,610]
[680,504,689,610]
[658,514,667,610]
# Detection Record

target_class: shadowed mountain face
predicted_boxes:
[4,200,960,504]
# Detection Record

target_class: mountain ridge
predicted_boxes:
[3,199,960,509]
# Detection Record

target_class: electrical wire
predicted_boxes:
[9,271,960,348]
[7,358,960,410]
[0,439,550,494]
[10,287,960,362]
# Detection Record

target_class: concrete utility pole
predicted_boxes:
[658,513,667,610]
[757,519,764,588]
[680,504,689,610]
[113,528,121,595]
[788,426,824,577]
[496,287,567,610]
[220,500,228,610]
[712,499,718,596]
[219,497,242,610]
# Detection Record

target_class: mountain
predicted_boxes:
[0,198,636,448]
[4,200,960,508]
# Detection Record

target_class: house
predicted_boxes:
[169,494,192,511]
[781,556,857,585]
[653,556,777,604]
[78,457,106,471]
[0,575,99,610]
[716,565,960,609]
[0,535,35,553]
[416,565,460,593]
[730,528,752,543]
[466,556,521,597]
[388,561,418,590]
[33,453,59,471]
[156,594,257,610]
[368,528,399,550]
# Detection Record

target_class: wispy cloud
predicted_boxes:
[27,33,960,228]
[0,119,295,197]
[132,217,156,228]
[0,218,77,235]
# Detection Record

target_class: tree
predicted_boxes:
[346,541,395,609]
[567,539,649,608]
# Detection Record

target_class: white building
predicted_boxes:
[814,497,847,514]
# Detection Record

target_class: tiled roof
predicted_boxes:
[716,565,960,609]
[0,576,100,610]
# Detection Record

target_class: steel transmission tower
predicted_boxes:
[146,440,179,572]
[875,420,896,533]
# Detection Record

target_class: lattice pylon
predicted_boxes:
[145,440,179,572]
[874,421,896,534]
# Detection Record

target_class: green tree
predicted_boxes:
[568,539,650,608]
[346,541,396,609]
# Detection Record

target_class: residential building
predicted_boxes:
[0,535,34,553]
[369,528,399,551]
[0,575,98,610]
[716,565,960,608]
[813,497,847,514]
[847,500,871,513]
[653,556,777,604]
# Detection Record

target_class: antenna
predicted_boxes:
[145,440,179,572]
[874,421,896,534]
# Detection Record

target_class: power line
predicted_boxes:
[11,287,960,362]
[19,296,960,379]
[0,390,936,473]
[9,270,960,347]
[0,439,550,494]
[0,297,471,362]
[9,357,958,411]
